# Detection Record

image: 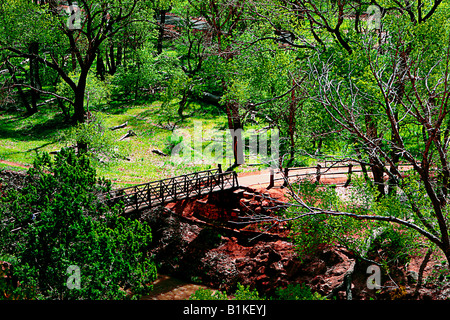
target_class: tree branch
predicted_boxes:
[13,84,74,105]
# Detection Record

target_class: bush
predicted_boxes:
[0,149,156,300]
[60,113,127,166]
[189,283,262,300]
[189,283,325,301]
[276,284,325,300]
[232,283,263,300]
[367,227,412,270]
[285,180,355,259]
[189,287,228,300]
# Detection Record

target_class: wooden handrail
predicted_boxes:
[272,163,416,186]
[105,168,239,212]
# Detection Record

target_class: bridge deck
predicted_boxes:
[105,168,239,213]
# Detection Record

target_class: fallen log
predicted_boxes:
[109,121,128,131]
[151,122,178,130]
[118,130,137,141]
[152,148,168,157]
[36,98,57,107]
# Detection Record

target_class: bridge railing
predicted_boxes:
[269,163,414,188]
[106,168,239,212]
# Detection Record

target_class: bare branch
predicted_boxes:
[13,84,74,105]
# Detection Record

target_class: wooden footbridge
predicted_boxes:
[106,167,239,213]
[103,162,414,214]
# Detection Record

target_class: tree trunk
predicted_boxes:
[364,113,385,197]
[178,89,189,120]
[287,85,296,167]
[72,72,87,124]
[226,103,244,166]
[157,9,167,55]
[5,61,33,115]
[116,45,123,67]
[371,161,386,198]
[108,44,117,75]
[96,50,106,81]
[28,42,40,114]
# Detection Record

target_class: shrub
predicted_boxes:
[0,149,156,299]
[189,287,228,300]
[276,284,325,300]
[232,283,263,300]
[285,180,356,259]
[189,283,325,301]
[59,113,127,166]
[189,283,262,300]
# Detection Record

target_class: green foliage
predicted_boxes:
[189,287,228,300]
[284,176,421,265]
[0,149,156,299]
[232,283,263,300]
[368,227,412,270]
[112,46,186,99]
[189,283,262,300]
[285,180,358,259]
[0,0,62,47]
[59,113,127,166]
[275,283,325,300]
[350,174,422,258]
[189,283,325,300]
[163,134,184,156]
[57,72,112,110]
[2,0,450,300]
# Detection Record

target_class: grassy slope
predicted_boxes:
[0,100,264,188]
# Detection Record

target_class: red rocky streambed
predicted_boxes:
[139,186,448,300]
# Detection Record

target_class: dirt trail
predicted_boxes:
[141,274,210,300]
[0,160,31,170]
[237,166,350,188]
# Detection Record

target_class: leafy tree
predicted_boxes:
[0,149,156,299]
[59,113,127,165]
[301,4,450,261]
[186,0,253,166]
[56,71,112,121]
[0,0,154,123]
[229,0,450,282]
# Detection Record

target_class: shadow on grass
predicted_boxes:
[0,110,71,142]
[0,108,72,161]
[97,97,160,115]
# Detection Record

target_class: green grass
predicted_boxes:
[0,104,71,169]
[0,100,266,189]
[95,102,226,187]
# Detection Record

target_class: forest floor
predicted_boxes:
[0,103,273,188]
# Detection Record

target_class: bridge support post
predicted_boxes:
[344,163,353,187]
[267,168,274,189]
[316,164,322,183]
[283,167,289,187]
